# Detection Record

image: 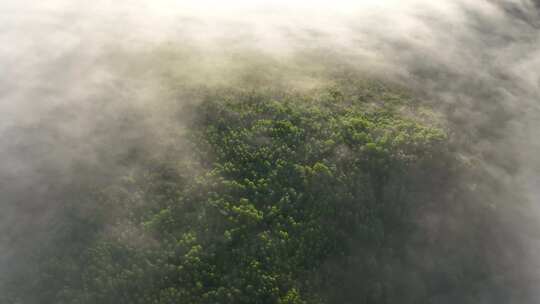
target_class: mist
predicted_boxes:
[1,0,540,302]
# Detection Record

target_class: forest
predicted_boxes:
[2,77,534,304]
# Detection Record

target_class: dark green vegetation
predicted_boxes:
[2,84,532,303]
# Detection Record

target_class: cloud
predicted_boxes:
[1,0,539,300]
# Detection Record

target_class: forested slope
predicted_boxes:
[2,84,533,304]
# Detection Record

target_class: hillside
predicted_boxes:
[2,83,532,304]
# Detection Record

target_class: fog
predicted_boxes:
[1,0,539,302]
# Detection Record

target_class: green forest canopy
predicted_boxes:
[3,83,531,304]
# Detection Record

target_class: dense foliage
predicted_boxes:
[3,85,531,303]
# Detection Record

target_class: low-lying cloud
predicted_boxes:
[1,0,539,301]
